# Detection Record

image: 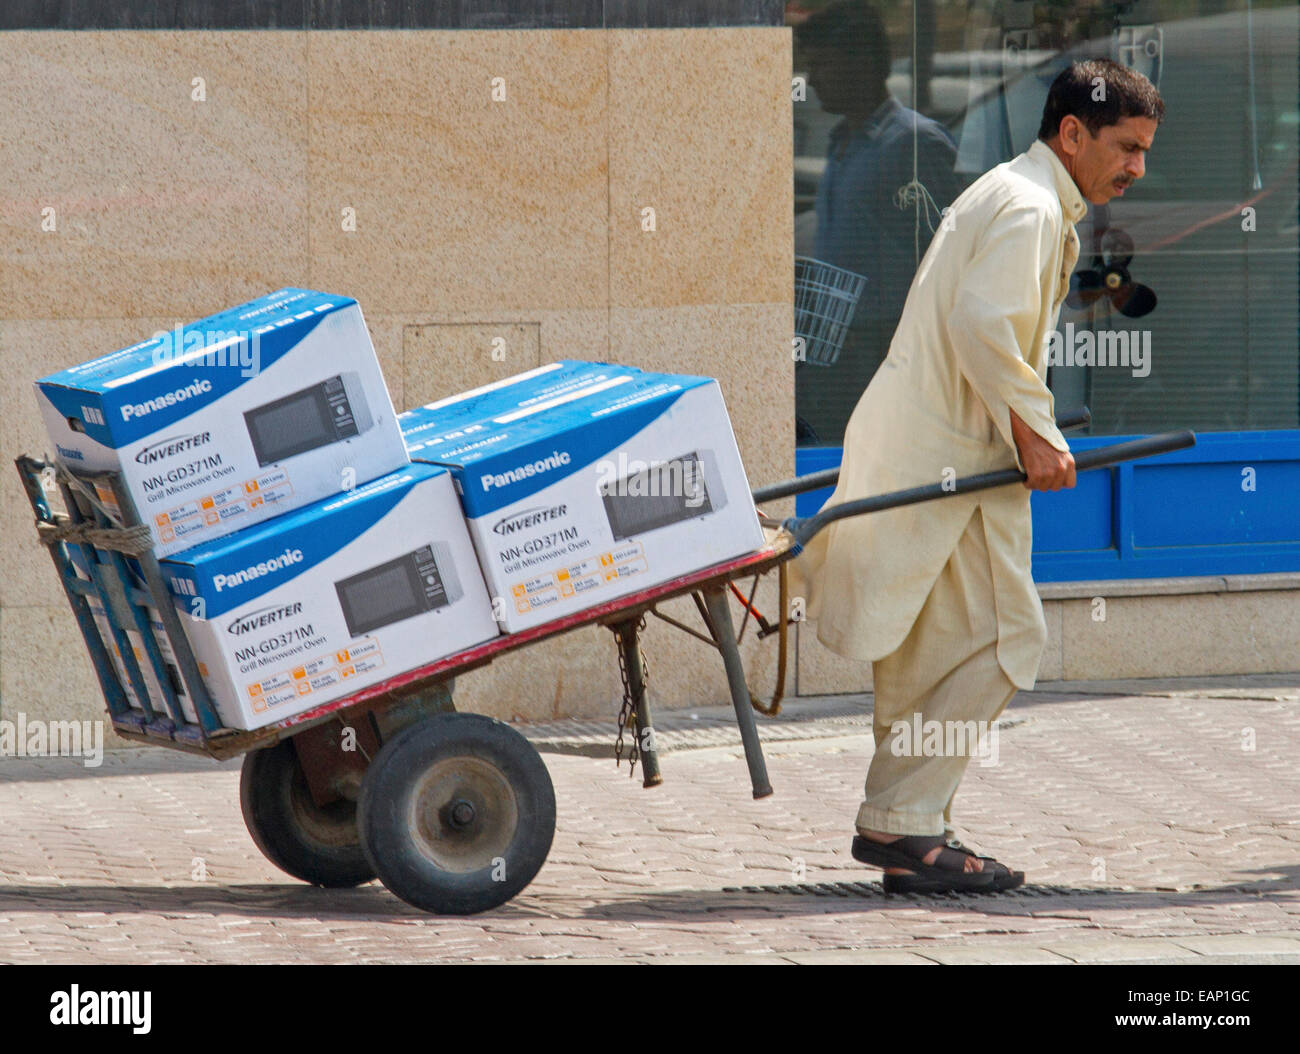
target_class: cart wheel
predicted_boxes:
[240,740,375,889]
[357,712,556,915]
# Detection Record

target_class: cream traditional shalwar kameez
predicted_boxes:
[790,139,1088,836]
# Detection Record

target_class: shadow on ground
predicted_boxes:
[0,867,1294,924]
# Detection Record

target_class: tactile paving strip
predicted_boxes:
[523,706,1029,756]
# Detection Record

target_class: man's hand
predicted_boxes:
[1009,409,1076,491]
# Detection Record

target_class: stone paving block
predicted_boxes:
[1171,934,1300,956]
[1043,938,1201,963]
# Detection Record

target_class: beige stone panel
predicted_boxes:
[0,31,308,319]
[452,626,624,723]
[366,308,610,415]
[608,28,793,308]
[795,622,873,696]
[307,30,607,315]
[1,317,183,609]
[535,308,610,367]
[401,322,542,410]
[1059,590,1300,680]
[0,605,108,730]
[361,314,408,416]
[609,303,796,520]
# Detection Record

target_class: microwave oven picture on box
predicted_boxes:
[160,462,498,731]
[34,289,408,558]
[244,372,374,467]
[404,365,764,634]
[599,449,727,540]
[335,542,462,638]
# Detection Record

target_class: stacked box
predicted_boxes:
[159,462,498,731]
[400,361,765,633]
[35,288,408,557]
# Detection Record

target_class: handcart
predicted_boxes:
[14,417,1194,915]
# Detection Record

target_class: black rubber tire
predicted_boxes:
[357,712,556,915]
[239,739,375,888]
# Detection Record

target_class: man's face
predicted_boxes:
[802,44,884,116]
[1060,114,1158,205]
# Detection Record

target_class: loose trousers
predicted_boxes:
[855,506,1028,837]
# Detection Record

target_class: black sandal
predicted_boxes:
[851,834,998,893]
[943,840,1025,891]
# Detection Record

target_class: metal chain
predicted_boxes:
[613,615,649,778]
[613,627,634,775]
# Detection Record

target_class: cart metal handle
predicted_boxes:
[753,407,1093,505]
[782,429,1196,549]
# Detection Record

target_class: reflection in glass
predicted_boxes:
[792,0,1299,441]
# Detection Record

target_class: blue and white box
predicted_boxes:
[160,462,497,731]
[35,288,408,557]
[401,361,765,633]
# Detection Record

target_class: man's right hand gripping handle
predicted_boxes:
[1010,408,1077,491]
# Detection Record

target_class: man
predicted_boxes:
[790,59,1164,892]
[795,1,966,444]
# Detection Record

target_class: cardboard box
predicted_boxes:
[401,362,765,633]
[35,288,408,557]
[159,462,497,731]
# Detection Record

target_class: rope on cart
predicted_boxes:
[745,562,788,718]
[29,459,151,553]
[36,516,154,556]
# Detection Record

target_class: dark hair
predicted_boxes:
[794,0,891,81]
[1037,59,1165,141]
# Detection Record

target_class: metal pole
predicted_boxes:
[701,586,773,799]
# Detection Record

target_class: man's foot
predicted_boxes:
[858,830,985,875]
[943,840,1025,891]
[850,832,996,892]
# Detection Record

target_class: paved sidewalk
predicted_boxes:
[1,675,1298,963]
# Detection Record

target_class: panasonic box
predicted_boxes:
[35,288,408,557]
[400,361,765,634]
[159,462,497,731]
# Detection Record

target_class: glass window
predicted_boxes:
[792,0,1299,444]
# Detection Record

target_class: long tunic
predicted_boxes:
[789,138,1088,690]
